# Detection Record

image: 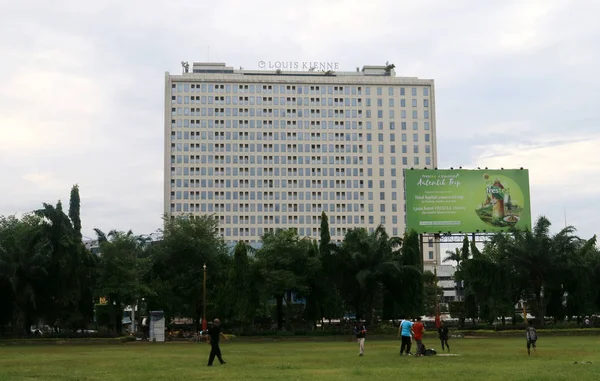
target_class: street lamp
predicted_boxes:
[202,263,207,331]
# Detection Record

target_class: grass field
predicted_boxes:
[0,336,599,381]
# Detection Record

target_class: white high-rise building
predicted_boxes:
[164,62,440,263]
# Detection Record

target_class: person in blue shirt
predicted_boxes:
[397,317,414,356]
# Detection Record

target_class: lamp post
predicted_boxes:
[202,263,207,331]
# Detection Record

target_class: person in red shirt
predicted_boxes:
[413,317,426,356]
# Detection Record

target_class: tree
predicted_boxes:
[319,212,331,256]
[149,215,228,331]
[0,215,48,335]
[335,226,419,323]
[68,185,82,241]
[398,229,423,317]
[304,212,344,327]
[94,229,147,333]
[255,229,318,330]
[34,194,96,330]
[224,242,258,331]
[499,216,580,325]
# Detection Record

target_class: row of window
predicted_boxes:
[174,137,430,150]
[171,108,431,119]
[174,129,429,141]
[172,83,430,97]
[171,189,405,201]
[173,156,431,169]
[172,162,423,177]
[169,205,400,225]
[171,96,429,108]
[171,120,431,132]
[178,211,402,224]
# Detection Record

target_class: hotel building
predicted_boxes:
[164,62,440,263]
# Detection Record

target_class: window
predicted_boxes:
[412,87,417,96]
[428,251,434,260]
[423,87,429,96]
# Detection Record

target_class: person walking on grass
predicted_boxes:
[438,320,450,352]
[397,317,414,356]
[413,317,425,356]
[526,320,537,356]
[354,322,367,356]
[206,318,229,366]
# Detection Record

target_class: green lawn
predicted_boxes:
[0,336,598,381]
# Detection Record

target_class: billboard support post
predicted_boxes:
[419,234,424,270]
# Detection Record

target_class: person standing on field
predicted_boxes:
[438,321,450,352]
[397,317,414,356]
[412,317,425,356]
[206,318,229,366]
[526,320,537,356]
[354,322,367,356]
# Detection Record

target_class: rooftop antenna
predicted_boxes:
[207,45,210,62]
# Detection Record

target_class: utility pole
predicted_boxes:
[202,263,207,331]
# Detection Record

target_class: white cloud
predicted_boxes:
[0,0,599,240]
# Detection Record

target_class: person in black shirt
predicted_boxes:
[206,318,228,366]
[354,322,367,356]
[438,320,450,352]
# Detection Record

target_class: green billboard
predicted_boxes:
[405,169,532,233]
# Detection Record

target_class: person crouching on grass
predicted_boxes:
[526,320,537,356]
[354,322,367,356]
[412,317,425,356]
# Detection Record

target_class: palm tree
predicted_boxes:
[0,216,49,336]
[501,216,581,325]
[335,226,419,323]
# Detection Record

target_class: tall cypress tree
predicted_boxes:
[69,185,82,241]
[319,212,331,255]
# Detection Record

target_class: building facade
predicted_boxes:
[165,62,440,263]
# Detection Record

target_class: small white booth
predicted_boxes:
[149,310,165,342]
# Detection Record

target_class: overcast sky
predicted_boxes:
[0,0,598,243]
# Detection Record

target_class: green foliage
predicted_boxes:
[94,304,116,330]
[68,185,82,241]
[3,185,598,338]
[148,215,228,329]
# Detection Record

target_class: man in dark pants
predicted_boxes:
[438,320,450,352]
[206,318,228,366]
[397,317,414,356]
